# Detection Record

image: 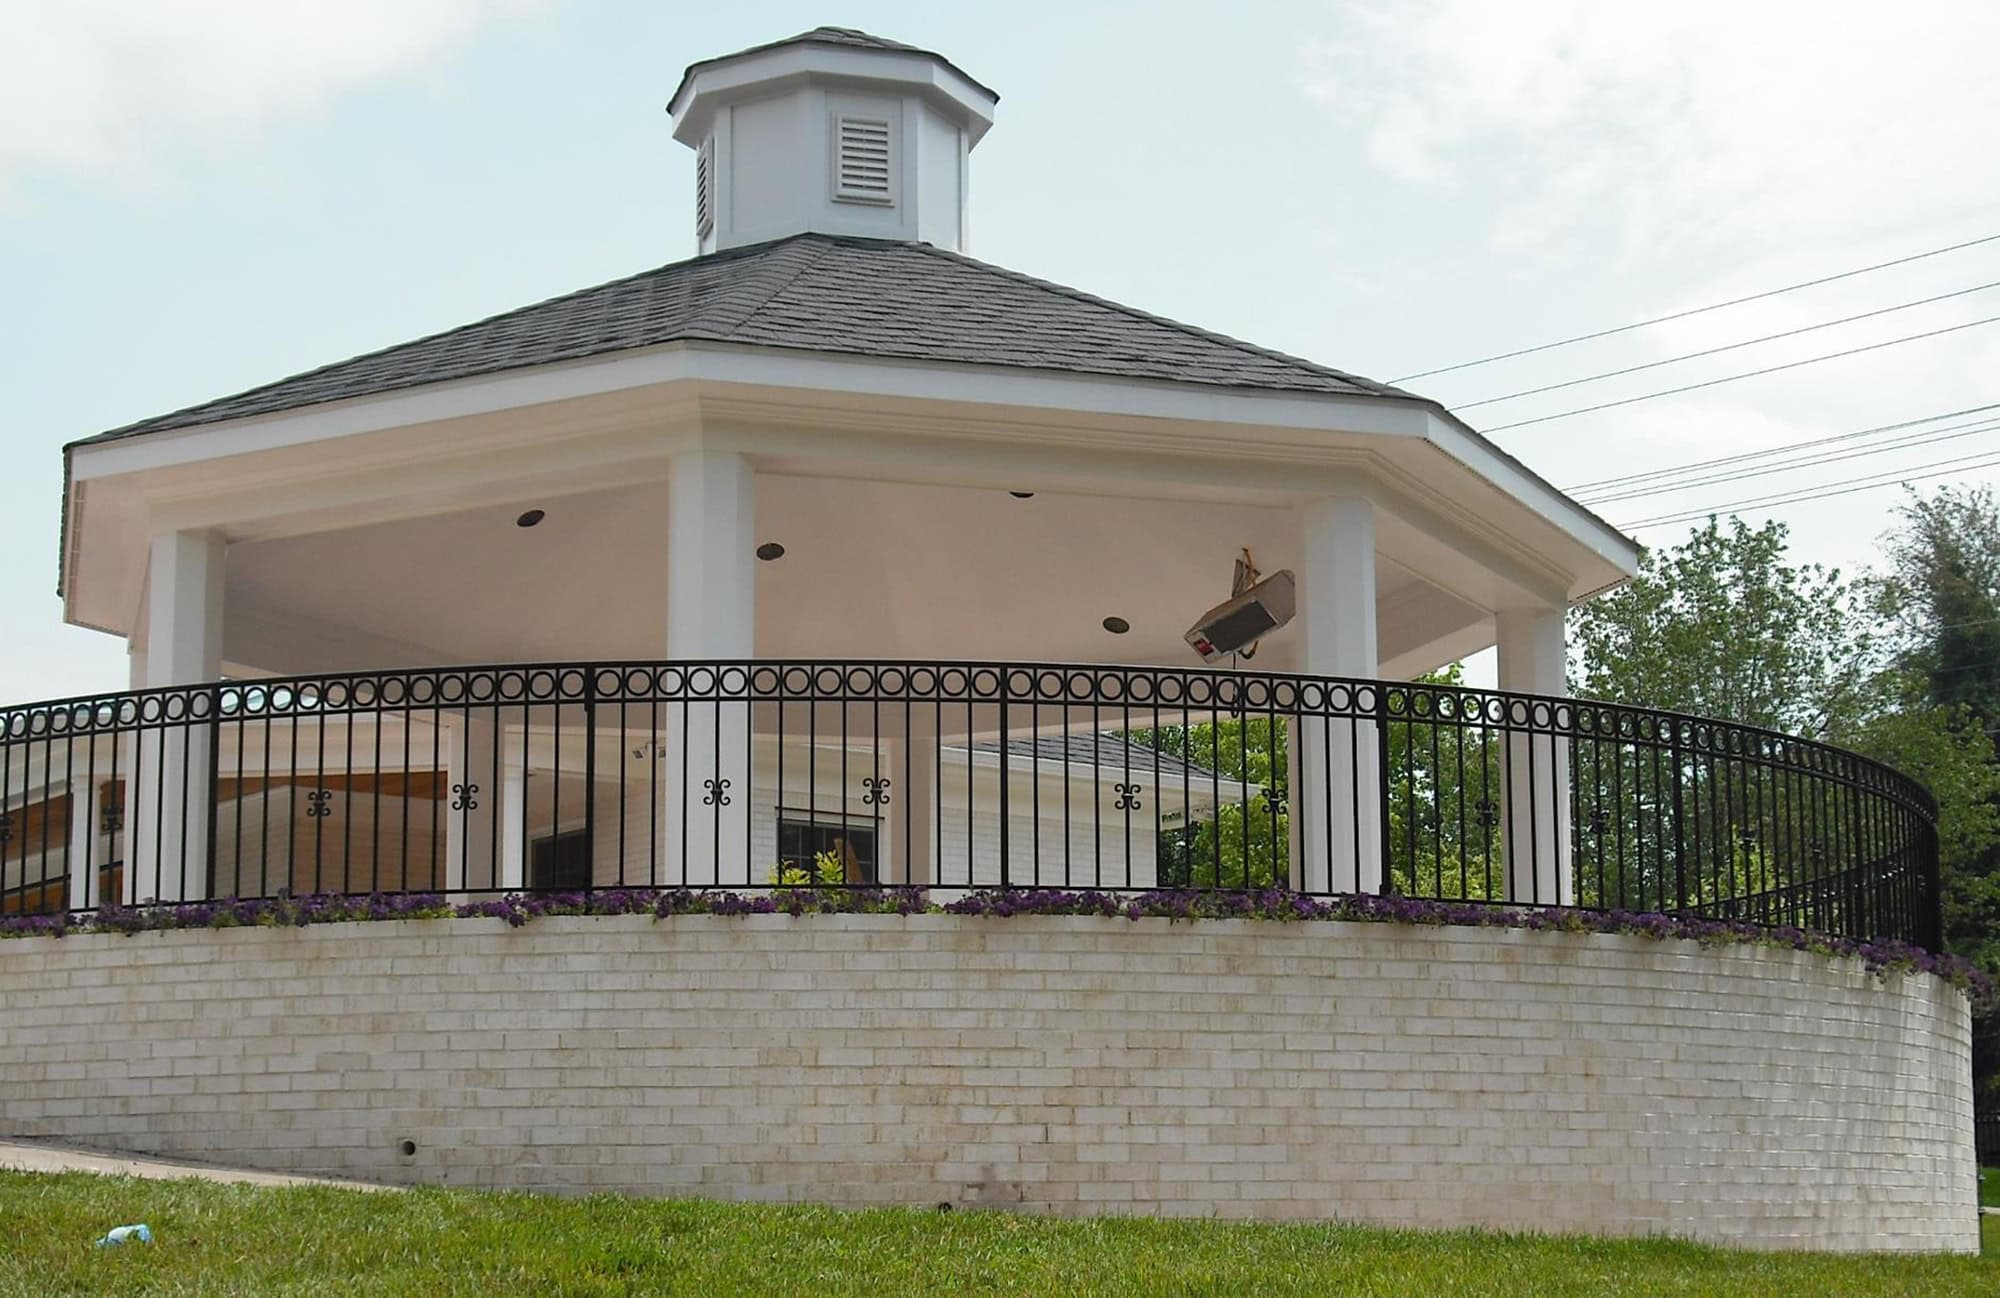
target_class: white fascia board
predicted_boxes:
[691,344,1441,439]
[1415,408,1641,589]
[63,343,1429,498]
[66,341,1636,595]
[669,46,995,143]
[687,346,1637,595]
[66,346,699,482]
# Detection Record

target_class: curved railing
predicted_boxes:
[0,660,1941,948]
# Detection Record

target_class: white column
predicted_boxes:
[883,706,939,887]
[117,646,145,904]
[65,775,99,911]
[664,451,756,888]
[1496,606,1573,906]
[444,712,498,893]
[133,530,224,904]
[499,766,527,891]
[1292,496,1382,895]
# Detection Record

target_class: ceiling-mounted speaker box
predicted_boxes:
[1184,569,1296,663]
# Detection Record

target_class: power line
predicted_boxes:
[1578,419,2000,506]
[1484,313,2000,433]
[1389,230,2000,383]
[1563,403,2000,494]
[1623,447,2000,526]
[1620,449,2000,529]
[1454,281,2000,410]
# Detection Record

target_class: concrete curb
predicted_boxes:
[0,1139,396,1191]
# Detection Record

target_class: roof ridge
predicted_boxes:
[685,237,837,339]
[901,241,1414,400]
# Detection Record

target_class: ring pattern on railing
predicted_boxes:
[0,659,1938,948]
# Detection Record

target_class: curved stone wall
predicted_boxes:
[0,915,1977,1251]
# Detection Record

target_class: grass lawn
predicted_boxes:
[1983,1166,1998,1208]
[0,1171,1993,1298]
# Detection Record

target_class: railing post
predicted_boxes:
[885,702,937,887]
[132,690,215,906]
[1376,690,1394,895]
[663,669,752,889]
[204,684,222,901]
[997,675,1010,891]
[499,764,527,892]
[1844,776,1865,939]
[583,669,598,893]
[1290,683,1383,896]
[64,771,99,913]
[1669,721,1688,915]
[444,709,498,894]
[1921,816,1942,951]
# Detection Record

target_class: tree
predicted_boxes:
[1574,510,2000,1103]
[1137,667,1494,895]
[1380,662,1506,899]
[1145,715,1289,890]
[1877,486,2000,726]
[1570,517,1871,735]
[1869,487,2000,1104]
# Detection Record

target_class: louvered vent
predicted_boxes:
[833,115,894,205]
[694,136,714,238]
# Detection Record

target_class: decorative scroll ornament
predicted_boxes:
[702,777,732,807]
[1474,800,1500,831]
[305,789,333,819]
[1114,782,1142,811]
[451,783,480,813]
[861,776,891,806]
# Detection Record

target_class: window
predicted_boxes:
[777,813,878,884]
[530,828,592,891]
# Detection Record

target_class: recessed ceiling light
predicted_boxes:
[755,542,786,561]
[1102,616,1130,634]
[1009,491,1035,499]
[516,509,546,528]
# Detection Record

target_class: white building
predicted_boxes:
[0,28,1966,1249]
[24,26,1638,913]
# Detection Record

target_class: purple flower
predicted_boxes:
[0,882,1983,1003]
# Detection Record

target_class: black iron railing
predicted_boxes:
[0,660,1941,947]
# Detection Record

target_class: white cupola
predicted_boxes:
[667,28,998,255]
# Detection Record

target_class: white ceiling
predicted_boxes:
[224,472,1486,677]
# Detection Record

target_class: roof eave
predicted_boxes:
[61,340,1638,623]
[672,28,1000,114]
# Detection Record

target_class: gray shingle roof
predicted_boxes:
[76,234,1416,446]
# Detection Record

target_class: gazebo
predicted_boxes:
[36,27,1638,915]
[0,27,1970,1251]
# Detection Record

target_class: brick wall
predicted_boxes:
[0,915,1976,1251]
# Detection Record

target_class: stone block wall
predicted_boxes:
[0,915,1977,1251]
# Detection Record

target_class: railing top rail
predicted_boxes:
[0,657,1937,825]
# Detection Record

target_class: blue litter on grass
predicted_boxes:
[95,1224,151,1247]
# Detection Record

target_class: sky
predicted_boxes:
[3,0,1998,703]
